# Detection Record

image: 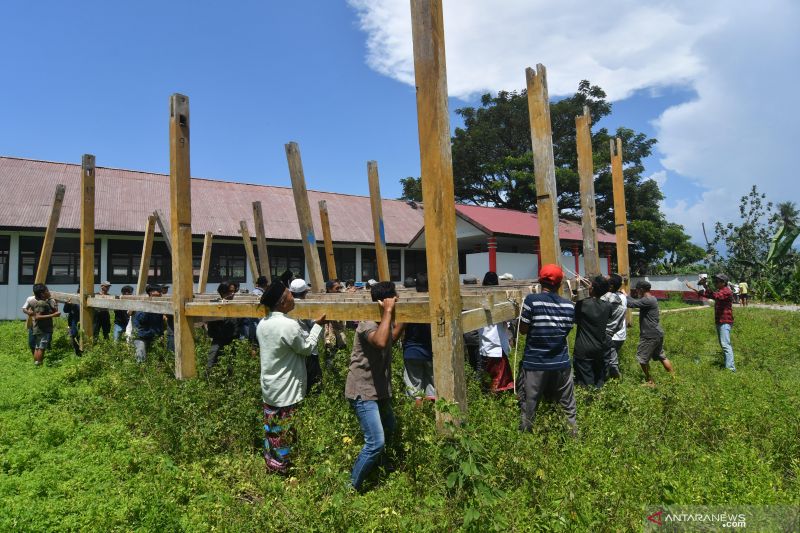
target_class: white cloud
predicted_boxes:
[647,170,668,188]
[349,0,800,242]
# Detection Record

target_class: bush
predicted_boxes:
[1,309,799,531]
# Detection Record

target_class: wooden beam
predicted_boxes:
[611,137,633,325]
[575,106,601,277]
[367,161,391,281]
[252,201,271,280]
[410,0,468,419]
[136,214,156,295]
[285,142,325,293]
[34,183,67,284]
[153,208,172,255]
[318,200,337,280]
[197,231,213,294]
[51,291,80,305]
[169,93,196,379]
[79,155,95,344]
[239,220,259,282]
[525,65,562,267]
[186,299,431,322]
[88,296,173,315]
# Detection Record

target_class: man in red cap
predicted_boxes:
[518,264,578,435]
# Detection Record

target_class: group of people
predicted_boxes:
[21,264,737,493]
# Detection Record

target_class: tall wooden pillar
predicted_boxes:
[153,208,172,255]
[169,93,196,379]
[197,231,213,294]
[318,200,338,280]
[79,156,95,344]
[575,106,601,278]
[367,161,390,281]
[252,201,271,280]
[610,138,630,287]
[611,137,633,325]
[240,220,259,282]
[410,0,467,419]
[526,64,562,266]
[285,142,325,293]
[35,184,67,284]
[136,214,156,295]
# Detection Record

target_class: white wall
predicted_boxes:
[465,252,538,280]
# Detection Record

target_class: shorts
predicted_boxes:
[636,336,666,365]
[34,332,52,350]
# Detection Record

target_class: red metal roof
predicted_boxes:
[0,157,424,245]
[455,203,617,243]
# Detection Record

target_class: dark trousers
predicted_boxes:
[93,311,111,339]
[573,357,607,389]
[518,368,577,432]
[207,338,233,368]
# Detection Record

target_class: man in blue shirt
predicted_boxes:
[518,264,577,435]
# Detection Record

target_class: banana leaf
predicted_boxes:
[766,224,800,265]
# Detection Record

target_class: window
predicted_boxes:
[208,243,246,283]
[404,249,428,279]
[360,248,402,281]
[107,239,172,285]
[19,236,100,285]
[0,235,9,284]
[267,245,306,280]
[318,247,356,282]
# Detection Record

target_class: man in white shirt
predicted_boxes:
[256,281,325,473]
[600,273,627,378]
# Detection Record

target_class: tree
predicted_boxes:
[399,176,422,202]
[437,81,701,271]
[710,186,800,302]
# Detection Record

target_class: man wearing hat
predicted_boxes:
[518,264,578,435]
[290,278,323,391]
[687,273,736,371]
[257,281,326,473]
[93,281,113,340]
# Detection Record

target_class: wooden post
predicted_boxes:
[526,64,562,267]
[198,231,213,294]
[411,0,467,419]
[575,106,601,277]
[169,93,196,379]
[252,201,271,280]
[285,142,325,293]
[34,184,67,284]
[79,156,95,344]
[318,200,338,280]
[136,214,156,295]
[367,161,391,281]
[239,220,259,282]
[153,208,172,255]
[611,137,633,325]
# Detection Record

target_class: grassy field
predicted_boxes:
[1,307,799,531]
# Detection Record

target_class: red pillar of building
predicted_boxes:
[573,243,580,277]
[606,249,612,275]
[488,235,497,273]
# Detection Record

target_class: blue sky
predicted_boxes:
[2,1,796,244]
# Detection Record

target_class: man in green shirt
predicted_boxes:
[31,283,60,366]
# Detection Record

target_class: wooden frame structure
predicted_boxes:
[46,0,627,425]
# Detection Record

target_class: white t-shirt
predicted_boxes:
[478,323,511,358]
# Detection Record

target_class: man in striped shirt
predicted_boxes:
[518,264,577,435]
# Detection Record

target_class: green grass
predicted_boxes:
[1,308,799,531]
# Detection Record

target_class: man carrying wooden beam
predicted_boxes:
[257,281,326,473]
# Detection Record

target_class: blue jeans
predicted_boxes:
[113,323,126,341]
[717,323,735,371]
[349,397,395,491]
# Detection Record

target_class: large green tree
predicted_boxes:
[400,82,702,272]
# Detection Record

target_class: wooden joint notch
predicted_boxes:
[170,94,190,128]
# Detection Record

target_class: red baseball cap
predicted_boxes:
[538,264,564,287]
